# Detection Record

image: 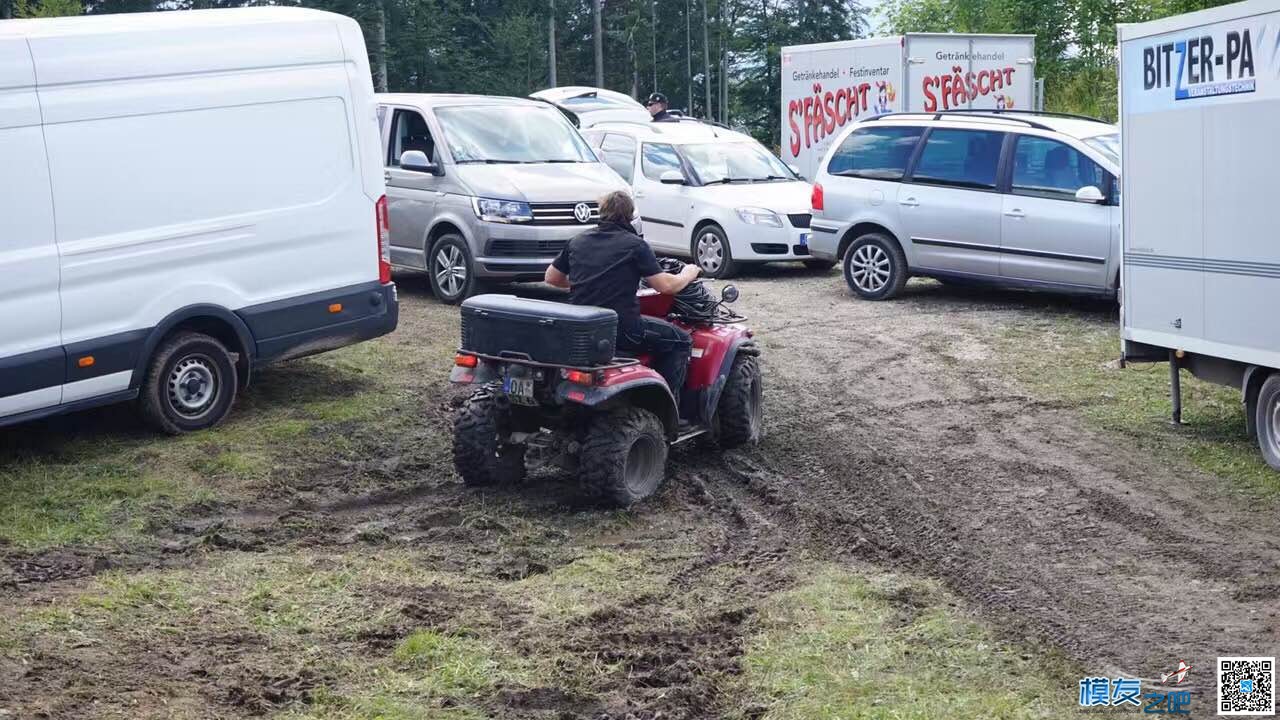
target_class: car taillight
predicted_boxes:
[375,195,391,284]
[811,183,824,212]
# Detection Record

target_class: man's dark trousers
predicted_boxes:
[619,316,692,412]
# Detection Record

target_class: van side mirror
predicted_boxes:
[659,170,685,185]
[1075,185,1105,203]
[400,150,441,175]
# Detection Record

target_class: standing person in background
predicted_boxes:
[646,92,677,122]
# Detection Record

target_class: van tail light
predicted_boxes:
[375,195,392,284]
[811,182,824,212]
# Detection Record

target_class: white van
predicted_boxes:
[0,8,397,434]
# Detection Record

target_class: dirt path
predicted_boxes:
[2,268,1277,718]
[727,268,1280,680]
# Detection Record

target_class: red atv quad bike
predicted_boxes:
[449,264,762,507]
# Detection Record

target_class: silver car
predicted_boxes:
[808,111,1121,300]
[376,94,632,303]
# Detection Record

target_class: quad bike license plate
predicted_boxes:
[503,376,537,405]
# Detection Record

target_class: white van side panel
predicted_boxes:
[31,22,375,350]
[334,15,385,202]
[0,38,62,418]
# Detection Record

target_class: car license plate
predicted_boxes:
[503,376,536,405]
[799,232,810,245]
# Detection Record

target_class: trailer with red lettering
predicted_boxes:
[780,34,1037,179]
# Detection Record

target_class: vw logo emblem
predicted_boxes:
[573,202,593,224]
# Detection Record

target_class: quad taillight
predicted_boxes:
[375,195,391,284]
[455,353,478,368]
[811,182,824,212]
[563,369,594,386]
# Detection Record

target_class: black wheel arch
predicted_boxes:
[837,222,903,261]
[701,337,760,422]
[131,305,254,392]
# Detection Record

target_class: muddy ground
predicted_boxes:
[2,266,1277,718]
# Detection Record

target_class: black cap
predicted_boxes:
[645,92,667,106]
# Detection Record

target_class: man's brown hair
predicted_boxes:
[598,190,635,225]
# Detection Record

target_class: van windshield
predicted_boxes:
[435,105,596,164]
[681,142,797,184]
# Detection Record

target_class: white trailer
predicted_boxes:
[1118,0,1280,469]
[780,33,1037,178]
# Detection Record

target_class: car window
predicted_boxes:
[681,141,794,183]
[641,142,681,181]
[388,108,438,167]
[827,126,923,180]
[911,129,1004,190]
[1012,135,1108,200]
[600,133,637,183]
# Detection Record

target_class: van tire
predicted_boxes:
[1255,374,1280,471]
[429,234,478,305]
[843,232,908,300]
[693,224,736,279]
[139,331,238,435]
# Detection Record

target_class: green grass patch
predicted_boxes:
[994,314,1278,494]
[739,565,1073,719]
[0,459,200,548]
[516,550,665,619]
[392,630,501,696]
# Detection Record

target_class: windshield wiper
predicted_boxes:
[455,159,529,165]
[542,159,585,163]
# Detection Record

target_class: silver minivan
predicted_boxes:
[376,94,631,303]
[808,111,1121,301]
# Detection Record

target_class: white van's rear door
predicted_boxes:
[0,38,63,419]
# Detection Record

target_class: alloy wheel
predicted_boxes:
[435,245,468,299]
[849,244,891,293]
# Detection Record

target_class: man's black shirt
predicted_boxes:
[552,221,661,338]
[651,109,677,122]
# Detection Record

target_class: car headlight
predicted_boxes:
[735,207,784,228]
[472,197,534,223]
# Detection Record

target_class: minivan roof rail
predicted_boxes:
[862,111,1054,131]
[940,108,1109,124]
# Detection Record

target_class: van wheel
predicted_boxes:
[139,331,238,435]
[693,225,736,279]
[429,234,477,305]
[581,407,668,508]
[843,232,908,300]
[1255,374,1280,471]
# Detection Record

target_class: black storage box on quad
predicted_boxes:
[460,294,617,367]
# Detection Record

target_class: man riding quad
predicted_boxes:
[449,191,762,506]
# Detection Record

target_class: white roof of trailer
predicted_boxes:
[1117,0,1272,41]
[783,32,1034,53]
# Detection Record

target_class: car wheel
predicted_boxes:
[139,331,238,434]
[843,232,908,300]
[429,234,478,304]
[580,407,668,508]
[1256,374,1280,471]
[453,387,526,486]
[692,225,736,279]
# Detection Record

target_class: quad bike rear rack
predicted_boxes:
[459,349,642,373]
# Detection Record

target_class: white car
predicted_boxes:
[580,120,821,278]
[530,86,651,128]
